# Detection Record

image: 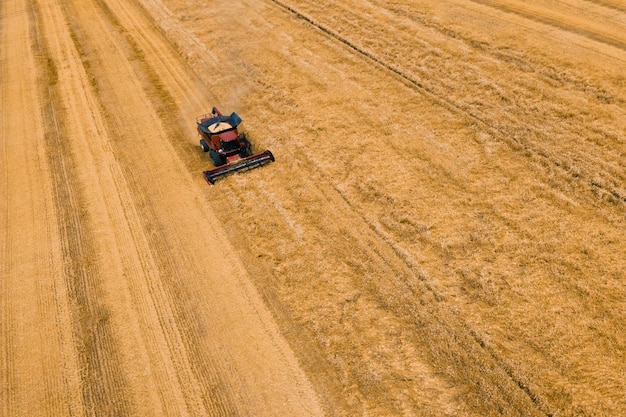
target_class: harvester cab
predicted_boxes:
[197,107,274,185]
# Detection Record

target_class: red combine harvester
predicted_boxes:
[197,107,274,185]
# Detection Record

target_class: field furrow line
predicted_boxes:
[57,0,234,413]
[0,6,15,414]
[111,165,228,417]
[94,1,326,414]
[2,1,73,415]
[280,139,553,415]
[58,0,273,414]
[74,0,246,416]
[116,170,240,417]
[29,0,134,414]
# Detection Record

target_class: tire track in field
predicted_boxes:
[0,4,14,413]
[83,0,324,412]
[1,3,75,415]
[58,0,223,412]
[327,183,559,415]
[29,0,132,415]
[85,2,242,414]
[103,2,333,414]
[60,0,250,414]
[269,0,626,207]
[276,135,552,415]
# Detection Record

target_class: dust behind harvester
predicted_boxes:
[197,107,274,185]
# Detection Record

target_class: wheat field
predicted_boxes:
[2,0,625,415]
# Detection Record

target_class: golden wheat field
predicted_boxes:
[2,0,625,415]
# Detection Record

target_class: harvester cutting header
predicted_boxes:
[197,107,274,185]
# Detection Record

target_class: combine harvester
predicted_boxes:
[197,107,274,185]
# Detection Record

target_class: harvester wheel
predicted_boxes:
[199,139,210,152]
[239,133,252,157]
[209,149,225,166]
